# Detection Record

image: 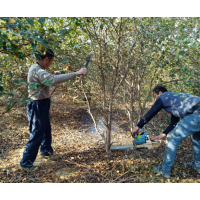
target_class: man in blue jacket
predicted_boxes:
[132,86,200,178]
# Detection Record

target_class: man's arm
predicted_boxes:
[137,98,164,128]
[132,98,164,135]
[37,67,86,84]
[152,114,180,142]
[163,114,180,135]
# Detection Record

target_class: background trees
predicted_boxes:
[0,17,199,154]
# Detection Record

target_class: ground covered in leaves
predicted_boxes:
[0,91,200,183]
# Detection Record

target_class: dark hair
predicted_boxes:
[153,86,168,95]
[37,49,54,60]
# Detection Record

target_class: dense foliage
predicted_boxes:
[0,17,199,153]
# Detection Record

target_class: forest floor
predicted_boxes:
[0,91,200,183]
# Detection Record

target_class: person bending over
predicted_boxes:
[132,86,200,178]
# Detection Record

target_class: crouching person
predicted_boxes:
[20,49,87,172]
[132,86,200,178]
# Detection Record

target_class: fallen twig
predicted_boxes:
[81,82,106,143]
[64,159,110,181]
[111,164,142,183]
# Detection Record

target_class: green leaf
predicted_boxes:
[140,24,144,29]
[29,82,38,89]
[5,23,12,30]
[13,80,28,85]
[20,31,27,36]
[60,58,68,63]
[100,25,103,30]
[34,38,47,47]
[8,71,12,78]
[3,42,6,51]
[31,42,37,50]
[18,53,25,60]
[22,98,30,103]
[0,92,5,97]
[8,98,14,104]
[27,18,34,26]
[43,82,52,86]
[2,33,8,39]
[34,38,44,42]
[0,86,3,92]
[38,17,46,24]
[42,79,53,86]
[6,104,11,110]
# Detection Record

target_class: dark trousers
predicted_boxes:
[20,99,53,168]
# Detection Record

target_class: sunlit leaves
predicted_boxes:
[48,17,55,24]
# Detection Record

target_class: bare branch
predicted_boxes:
[81,82,106,143]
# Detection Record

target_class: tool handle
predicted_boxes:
[78,75,84,84]
[78,60,89,84]
[78,53,93,84]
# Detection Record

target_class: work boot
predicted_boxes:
[186,161,200,173]
[154,165,171,178]
[40,154,58,161]
[20,165,38,172]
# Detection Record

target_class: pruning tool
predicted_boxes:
[78,52,94,84]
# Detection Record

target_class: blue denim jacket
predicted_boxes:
[159,92,200,119]
[137,92,200,134]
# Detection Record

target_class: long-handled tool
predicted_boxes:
[78,52,94,84]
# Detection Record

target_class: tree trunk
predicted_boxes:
[105,94,113,155]
[130,86,135,133]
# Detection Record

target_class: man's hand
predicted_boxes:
[131,126,139,136]
[151,133,166,142]
[75,68,87,76]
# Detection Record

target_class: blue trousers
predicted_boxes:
[20,99,53,168]
[161,107,200,173]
